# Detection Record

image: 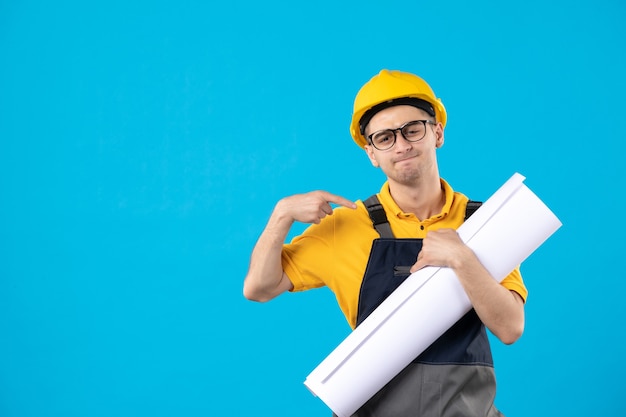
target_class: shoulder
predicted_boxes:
[334,200,373,228]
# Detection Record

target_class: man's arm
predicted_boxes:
[410,229,525,345]
[243,191,356,302]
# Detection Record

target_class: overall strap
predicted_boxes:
[364,195,394,238]
[364,195,483,237]
[465,200,482,220]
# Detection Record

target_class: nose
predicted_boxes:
[393,129,413,151]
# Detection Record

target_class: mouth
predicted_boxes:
[393,154,418,164]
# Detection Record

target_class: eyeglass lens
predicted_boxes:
[370,120,428,150]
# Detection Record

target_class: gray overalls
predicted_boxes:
[340,196,504,417]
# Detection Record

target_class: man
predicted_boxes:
[243,69,526,416]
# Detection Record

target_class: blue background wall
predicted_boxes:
[1,1,624,416]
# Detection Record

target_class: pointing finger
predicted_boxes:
[318,191,357,210]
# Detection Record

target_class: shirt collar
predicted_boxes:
[377,178,454,220]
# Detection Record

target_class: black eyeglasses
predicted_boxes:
[367,120,436,151]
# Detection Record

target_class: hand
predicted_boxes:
[275,191,357,225]
[410,228,471,272]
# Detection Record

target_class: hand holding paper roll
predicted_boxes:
[411,228,526,345]
[410,228,470,271]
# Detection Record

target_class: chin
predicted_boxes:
[392,171,421,185]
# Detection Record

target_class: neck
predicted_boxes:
[388,176,445,221]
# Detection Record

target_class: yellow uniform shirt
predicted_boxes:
[282,179,527,329]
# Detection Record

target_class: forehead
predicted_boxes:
[366,105,431,133]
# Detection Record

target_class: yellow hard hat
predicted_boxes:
[350,70,447,148]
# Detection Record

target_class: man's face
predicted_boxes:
[364,105,444,186]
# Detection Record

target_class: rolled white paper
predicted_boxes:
[304,173,562,417]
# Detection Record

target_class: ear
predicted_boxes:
[364,145,380,167]
[434,122,445,148]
